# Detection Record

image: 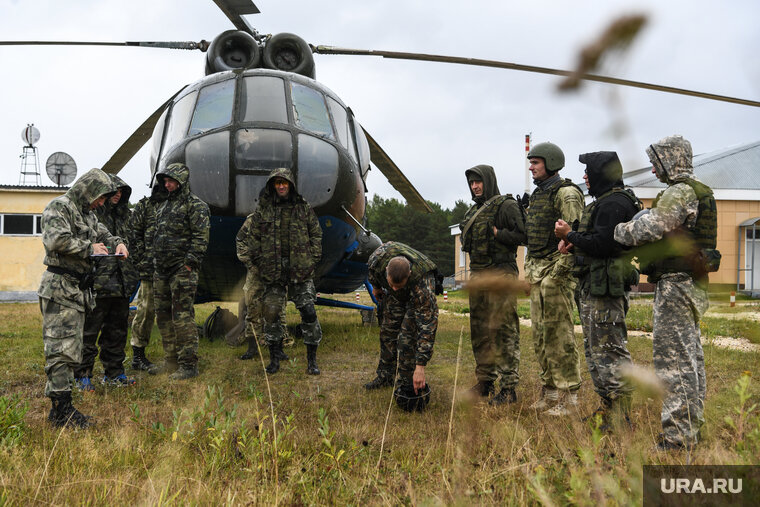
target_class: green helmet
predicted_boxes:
[527,142,565,172]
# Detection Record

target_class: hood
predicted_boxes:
[107,173,132,209]
[264,167,301,201]
[645,135,693,183]
[149,182,169,203]
[465,164,501,204]
[156,163,191,198]
[65,168,116,210]
[579,151,623,197]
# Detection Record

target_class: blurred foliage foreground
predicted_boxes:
[0,297,758,505]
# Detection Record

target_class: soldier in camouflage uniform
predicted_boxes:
[525,142,584,416]
[460,165,526,405]
[127,185,167,370]
[614,135,718,450]
[364,242,438,396]
[238,168,323,375]
[555,152,640,426]
[74,174,140,388]
[39,168,128,428]
[150,163,210,380]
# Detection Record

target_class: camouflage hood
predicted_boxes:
[646,135,694,184]
[104,173,132,215]
[156,163,191,200]
[465,164,501,204]
[65,168,116,212]
[263,167,305,203]
[579,151,624,197]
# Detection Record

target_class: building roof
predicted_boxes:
[0,184,69,192]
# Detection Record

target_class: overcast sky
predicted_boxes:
[1,0,758,209]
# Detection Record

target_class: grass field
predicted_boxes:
[0,292,758,505]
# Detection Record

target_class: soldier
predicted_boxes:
[614,135,719,450]
[554,152,640,427]
[74,174,140,388]
[524,142,584,416]
[128,184,167,371]
[460,165,526,405]
[149,163,210,380]
[238,168,323,375]
[363,242,438,400]
[39,168,128,428]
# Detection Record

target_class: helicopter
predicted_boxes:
[3,1,758,311]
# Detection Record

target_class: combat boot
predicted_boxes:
[583,397,612,427]
[48,391,93,429]
[131,346,154,371]
[265,344,281,374]
[170,365,199,380]
[529,386,558,410]
[148,357,179,375]
[364,376,395,390]
[239,335,257,360]
[544,390,579,417]
[489,387,517,406]
[467,380,495,398]
[306,344,320,375]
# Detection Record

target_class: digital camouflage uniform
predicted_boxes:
[74,174,139,381]
[239,168,322,373]
[615,135,717,448]
[152,164,210,375]
[128,186,166,351]
[566,152,640,416]
[460,165,526,397]
[367,242,438,389]
[525,165,584,399]
[38,168,120,400]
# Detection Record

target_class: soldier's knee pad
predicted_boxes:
[263,304,282,323]
[299,304,317,323]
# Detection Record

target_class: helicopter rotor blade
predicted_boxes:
[101,87,185,175]
[363,129,432,214]
[313,46,760,108]
[212,0,261,39]
[0,40,209,51]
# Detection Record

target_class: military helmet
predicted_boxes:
[527,142,565,172]
[394,384,431,412]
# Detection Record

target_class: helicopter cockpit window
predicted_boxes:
[327,97,356,162]
[163,91,197,155]
[290,82,334,139]
[297,134,338,208]
[149,107,169,177]
[188,79,235,136]
[185,131,230,208]
[235,129,293,170]
[353,120,371,178]
[241,76,287,123]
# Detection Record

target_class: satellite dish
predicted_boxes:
[46,152,77,186]
[22,124,40,146]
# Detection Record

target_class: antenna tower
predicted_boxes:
[19,124,42,185]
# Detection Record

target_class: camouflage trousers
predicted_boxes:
[130,280,155,348]
[74,296,129,379]
[375,275,438,388]
[654,273,709,446]
[578,279,633,401]
[468,269,520,387]
[263,279,321,346]
[530,275,581,390]
[40,297,85,397]
[154,268,200,368]
[244,268,286,345]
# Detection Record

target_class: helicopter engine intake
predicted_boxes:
[205,30,261,75]
[263,33,315,79]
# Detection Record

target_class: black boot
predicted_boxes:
[468,380,495,398]
[489,387,517,406]
[48,391,92,429]
[265,344,281,374]
[131,346,154,371]
[239,335,257,360]
[306,344,320,375]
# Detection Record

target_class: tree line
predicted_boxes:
[364,195,469,276]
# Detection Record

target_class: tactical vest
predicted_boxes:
[527,178,582,258]
[461,195,518,269]
[644,178,719,281]
[574,188,641,297]
[374,242,437,286]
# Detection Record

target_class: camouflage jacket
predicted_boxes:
[91,174,140,298]
[128,186,167,280]
[38,168,121,312]
[239,168,322,284]
[153,163,210,277]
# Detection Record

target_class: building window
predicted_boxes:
[0,213,42,235]
[459,247,466,267]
